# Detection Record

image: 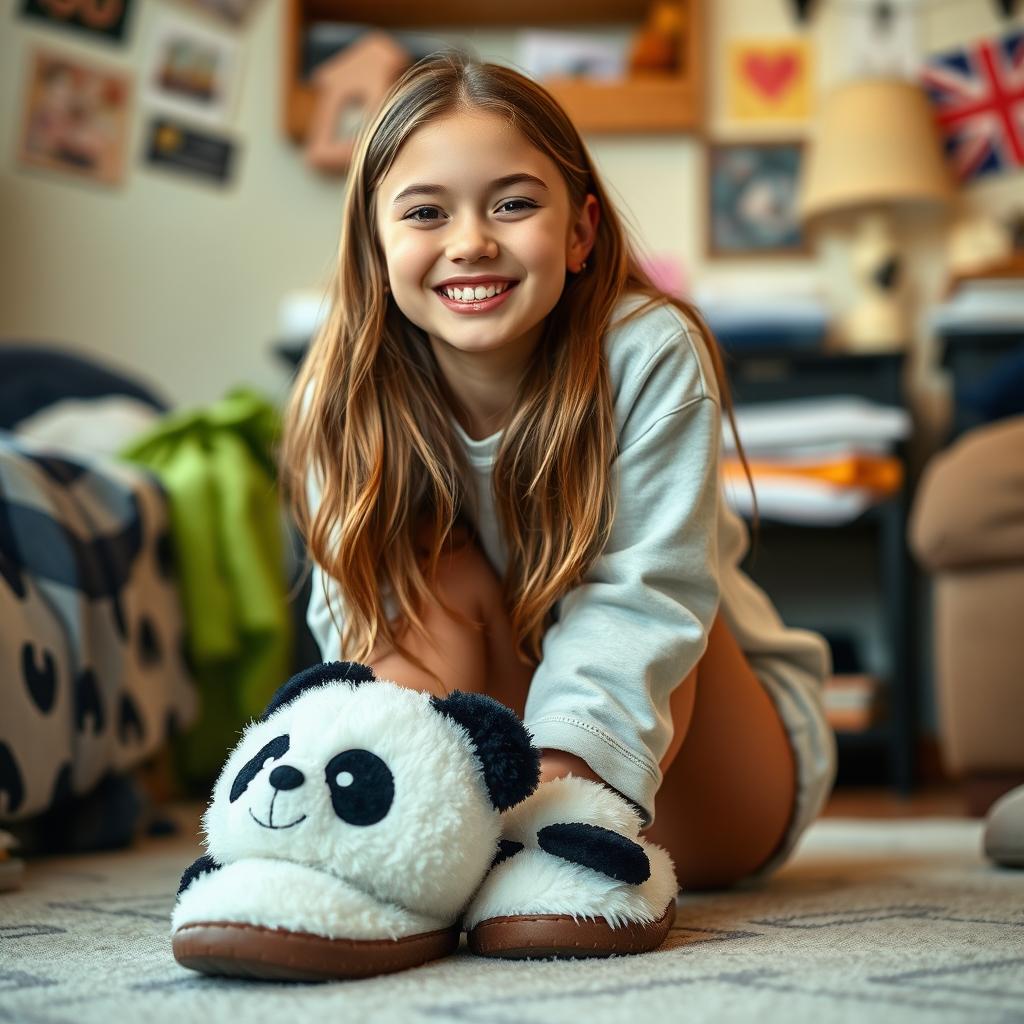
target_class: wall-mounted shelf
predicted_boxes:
[283,0,703,142]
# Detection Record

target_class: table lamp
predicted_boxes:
[798,77,955,353]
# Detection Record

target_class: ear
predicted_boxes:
[261,661,375,721]
[430,691,540,812]
[567,192,600,272]
[177,854,221,896]
[537,823,650,884]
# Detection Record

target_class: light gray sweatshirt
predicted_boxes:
[305,293,831,825]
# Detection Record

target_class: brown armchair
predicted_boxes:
[909,415,1024,816]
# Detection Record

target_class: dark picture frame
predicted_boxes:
[20,0,135,44]
[706,140,808,258]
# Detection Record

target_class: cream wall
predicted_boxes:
[0,0,1021,410]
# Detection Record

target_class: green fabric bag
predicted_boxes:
[120,388,294,788]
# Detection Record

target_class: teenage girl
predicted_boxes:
[280,52,836,896]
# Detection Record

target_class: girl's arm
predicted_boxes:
[523,326,723,829]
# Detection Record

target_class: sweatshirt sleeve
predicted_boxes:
[523,331,722,828]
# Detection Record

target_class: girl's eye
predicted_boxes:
[406,206,440,222]
[497,199,538,214]
[403,199,538,223]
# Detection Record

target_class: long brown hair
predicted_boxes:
[279,51,754,685]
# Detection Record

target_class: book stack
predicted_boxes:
[698,293,829,355]
[722,397,912,525]
[823,674,888,732]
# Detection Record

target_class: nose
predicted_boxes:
[269,765,304,791]
[445,214,498,263]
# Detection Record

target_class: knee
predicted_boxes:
[429,534,502,612]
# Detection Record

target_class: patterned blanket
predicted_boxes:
[0,432,197,823]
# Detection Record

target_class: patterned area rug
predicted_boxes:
[1,812,1022,1024]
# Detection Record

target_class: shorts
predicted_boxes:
[742,660,839,883]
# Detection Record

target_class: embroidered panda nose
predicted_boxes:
[268,765,304,791]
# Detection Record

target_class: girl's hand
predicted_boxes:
[535,749,647,828]
[537,748,605,786]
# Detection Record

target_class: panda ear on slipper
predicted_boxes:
[431,691,540,812]
[260,661,376,721]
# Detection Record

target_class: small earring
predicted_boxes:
[581,260,588,271]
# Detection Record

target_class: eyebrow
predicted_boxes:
[390,173,549,207]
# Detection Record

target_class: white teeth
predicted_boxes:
[441,282,511,302]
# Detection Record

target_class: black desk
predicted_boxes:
[724,349,917,794]
[937,324,1024,439]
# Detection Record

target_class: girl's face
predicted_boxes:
[374,110,597,370]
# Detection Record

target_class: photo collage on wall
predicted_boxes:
[707,36,814,258]
[14,0,261,190]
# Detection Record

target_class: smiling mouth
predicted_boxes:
[434,280,519,313]
[248,807,307,830]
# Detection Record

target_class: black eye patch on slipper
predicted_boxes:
[229,734,289,803]
[537,822,651,885]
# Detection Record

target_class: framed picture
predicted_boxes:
[726,39,813,124]
[19,0,136,45]
[144,10,241,126]
[16,48,133,187]
[143,115,238,188]
[177,0,264,26]
[706,141,808,258]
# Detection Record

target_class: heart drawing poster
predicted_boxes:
[728,39,813,123]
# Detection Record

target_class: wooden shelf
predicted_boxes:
[539,70,701,134]
[284,0,703,142]
[298,0,652,24]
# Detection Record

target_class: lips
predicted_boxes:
[435,280,518,314]
[434,280,518,298]
[434,277,519,290]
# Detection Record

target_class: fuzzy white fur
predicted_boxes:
[461,777,678,931]
[501,776,644,844]
[172,858,446,941]
[191,680,502,926]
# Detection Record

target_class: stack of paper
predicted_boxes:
[700,295,829,353]
[930,278,1024,332]
[694,286,830,354]
[722,397,911,525]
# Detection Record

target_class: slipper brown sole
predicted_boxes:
[466,900,676,960]
[172,920,460,981]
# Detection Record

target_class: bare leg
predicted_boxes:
[369,536,796,889]
[367,534,533,716]
[641,617,797,890]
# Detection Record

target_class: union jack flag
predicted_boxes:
[919,30,1024,182]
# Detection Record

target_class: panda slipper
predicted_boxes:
[462,776,678,960]
[171,661,540,982]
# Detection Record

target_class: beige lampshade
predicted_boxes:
[799,77,955,225]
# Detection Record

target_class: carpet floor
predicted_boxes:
[1,812,1022,1024]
